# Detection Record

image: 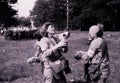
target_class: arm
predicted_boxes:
[53,31,70,53]
[75,51,89,60]
[27,42,41,63]
[43,41,67,57]
[75,40,98,61]
[40,38,67,57]
[34,45,41,57]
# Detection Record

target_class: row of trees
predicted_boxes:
[0,0,18,28]
[0,0,32,29]
[31,0,120,31]
[0,0,120,31]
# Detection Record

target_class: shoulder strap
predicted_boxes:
[89,39,106,67]
[96,40,107,67]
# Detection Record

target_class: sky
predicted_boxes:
[12,0,37,17]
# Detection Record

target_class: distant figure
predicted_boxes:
[74,25,110,83]
[27,22,71,83]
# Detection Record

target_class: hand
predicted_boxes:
[27,57,40,63]
[75,51,85,56]
[74,55,81,60]
[27,57,35,63]
[57,40,67,48]
[52,39,68,52]
[74,51,85,60]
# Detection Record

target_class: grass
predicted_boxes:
[0,31,120,83]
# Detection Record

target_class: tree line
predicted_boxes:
[31,0,120,31]
[0,0,120,31]
[0,0,32,29]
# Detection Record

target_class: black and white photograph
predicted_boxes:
[0,0,120,83]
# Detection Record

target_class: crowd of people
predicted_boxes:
[27,22,110,83]
[0,26,38,40]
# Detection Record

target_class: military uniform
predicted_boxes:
[84,25,110,83]
[35,37,67,83]
[86,37,110,83]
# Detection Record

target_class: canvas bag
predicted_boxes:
[88,64,101,80]
[47,45,71,74]
[49,59,67,73]
[47,37,71,74]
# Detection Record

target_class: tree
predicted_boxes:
[31,0,120,31]
[31,0,67,30]
[18,17,31,27]
[106,0,120,31]
[0,0,18,28]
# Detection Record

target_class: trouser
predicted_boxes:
[84,62,91,83]
[84,63,110,83]
[43,67,67,83]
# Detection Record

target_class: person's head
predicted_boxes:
[34,22,55,40]
[39,22,55,38]
[88,25,103,41]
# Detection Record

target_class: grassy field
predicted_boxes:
[0,31,120,83]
